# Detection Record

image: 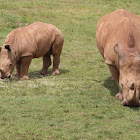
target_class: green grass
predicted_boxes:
[0,0,140,139]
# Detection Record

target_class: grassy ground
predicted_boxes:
[0,0,140,139]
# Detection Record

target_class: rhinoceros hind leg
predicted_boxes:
[51,54,60,75]
[40,54,52,75]
[19,56,32,80]
[51,69,60,75]
[51,37,63,75]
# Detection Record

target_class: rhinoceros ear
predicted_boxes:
[114,44,121,56]
[114,44,126,61]
[5,45,11,52]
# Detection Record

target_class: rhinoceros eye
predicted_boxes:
[129,83,134,90]
[9,63,12,67]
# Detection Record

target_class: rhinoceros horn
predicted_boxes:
[130,85,140,106]
[132,86,137,101]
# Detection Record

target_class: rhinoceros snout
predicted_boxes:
[5,74,11,78]
[7,75,11,78]
[122,101,127,106]
[0,73,11,79]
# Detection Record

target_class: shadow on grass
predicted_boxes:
[104,77,140,110]
[104,77,119,97]
[29,69,70,79]
[129,107,140,111]
[0,69,70,83]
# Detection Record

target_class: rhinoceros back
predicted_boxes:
[96,9,140,67]
[4,22,63,59]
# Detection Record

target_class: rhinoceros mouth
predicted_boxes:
[0,73,11,79]
[122,101,140,107]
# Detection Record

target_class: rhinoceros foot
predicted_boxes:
[40,70,48,75]
[110,76,115,80]
[20,75,30,80]
[115,92,123,100]
[51,69,60,75]
[13,73,20,78]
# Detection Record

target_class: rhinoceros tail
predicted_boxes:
[46,42,54,56]
[51,34,64,56]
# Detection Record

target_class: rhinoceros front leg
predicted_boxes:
[108,65,119,83]
[14,60,21,78]
[19,56,32,80]
[108,65,123,100]
[40,54,52,75]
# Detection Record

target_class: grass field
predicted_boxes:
[0,0,140,139]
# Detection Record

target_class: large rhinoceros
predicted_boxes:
[0,22,64,80]
[96,9,140,107]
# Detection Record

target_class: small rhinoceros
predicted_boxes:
[96,9,140,107]
[0,22,64,80]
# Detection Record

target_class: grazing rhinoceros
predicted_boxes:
[0,22,64,80]
[96,9,140,107]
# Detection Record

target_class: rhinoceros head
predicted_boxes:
[114,43,140,107]
[0,45,16,79]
